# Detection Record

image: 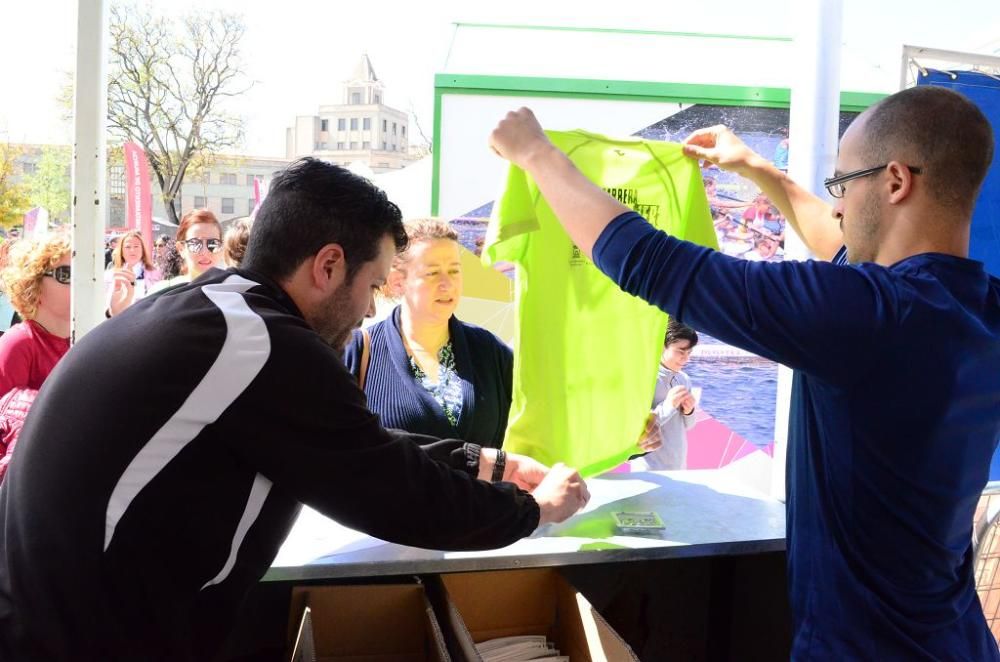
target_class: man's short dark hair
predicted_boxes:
[242,158,407,282]
[860,86,994,215]
[665,319,698,349]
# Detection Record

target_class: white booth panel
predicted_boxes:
[438,93,687,218]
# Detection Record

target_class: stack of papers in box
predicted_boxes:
[475,635,568,661]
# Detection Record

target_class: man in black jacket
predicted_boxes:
[0,158,589,661]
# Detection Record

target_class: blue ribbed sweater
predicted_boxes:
[343,306,513,448]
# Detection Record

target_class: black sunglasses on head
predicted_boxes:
[43,265,71,285]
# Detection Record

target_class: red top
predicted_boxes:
[0,320,71,395]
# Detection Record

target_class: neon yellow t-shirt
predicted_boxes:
[483,130,716,476]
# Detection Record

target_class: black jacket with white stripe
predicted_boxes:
[0,269,539,661]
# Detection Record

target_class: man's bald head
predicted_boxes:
[857,86,994,215]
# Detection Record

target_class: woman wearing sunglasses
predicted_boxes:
[105,230,161,317]
[0,233,72,481]
[153,209,225,292]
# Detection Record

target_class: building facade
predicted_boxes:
[7,146,288,234]
[171,156,291,226]
[285,55,416,172]
[107,155,290,232]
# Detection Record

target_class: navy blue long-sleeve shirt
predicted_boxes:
[594,212,1000,660]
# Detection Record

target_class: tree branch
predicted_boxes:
[107,3,248,222]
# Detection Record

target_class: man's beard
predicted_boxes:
[845,188,882,265]
[310,282,361,348]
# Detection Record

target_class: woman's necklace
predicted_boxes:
[403,332,448,384]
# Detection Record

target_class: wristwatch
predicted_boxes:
[491,449,506,483]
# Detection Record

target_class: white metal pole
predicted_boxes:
[70,0,109,342]
[771,0,843,501]
[901,45,915,91]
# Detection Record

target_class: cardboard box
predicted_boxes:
[429,569,638,662]
[287,583,451,662]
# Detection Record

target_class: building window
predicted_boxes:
[321,119,329,131]
[351,92,361,104]
[246,174,255,186]
[221,198,234,214]
[21,162,37,175]
[363,117,371,130]
[350,142,358,150]
[392,122,397,135]
[108,166,125,199]
[248,198,256,213]
[220,173,237,186]
[362,141,370,149]
[382,141,386,150]
[374,94,381,104]
[402,126,406,137]
[350,118,358,130]
[383,119,387,132]
[337,118,346,130]
[337,142,345,150]
[194,196,207,208]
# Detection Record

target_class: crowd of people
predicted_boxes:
[0,83,995,661]
[0,156,591,660]
[0,211,253,477]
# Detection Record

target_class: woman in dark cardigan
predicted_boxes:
[344,219,513,450]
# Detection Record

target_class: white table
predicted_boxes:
[264,468,785,582]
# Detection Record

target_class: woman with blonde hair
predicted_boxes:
[222,217,252,267]
[344,218,514,451]
[0,233,73,480]
[0,232,72,391]
[106,230,160,316]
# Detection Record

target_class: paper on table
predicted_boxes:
[272,506,386,567]
[445,535,595,559]
[445,477,659,559]
[578,477,659,515]
[276,477,660,566]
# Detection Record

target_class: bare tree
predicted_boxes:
[408,100,433,155]
[108,4,250,224]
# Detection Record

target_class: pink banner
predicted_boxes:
[22,208,39,236]
[251,176,268,218]
[124,142,153,251]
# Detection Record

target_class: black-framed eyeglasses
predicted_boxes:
[43,265,71,285]
[824,164,922,199]
[183,238,223,254]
